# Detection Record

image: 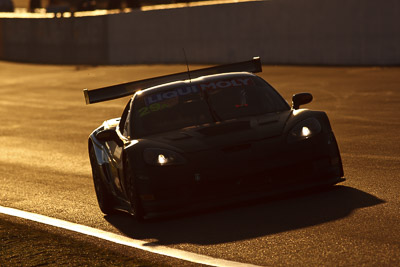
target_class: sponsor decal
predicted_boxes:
[145,85,199,106]
[139,78,255,117]
[198,78,253,91]
[138,102,171,117]
[145,78,253,106]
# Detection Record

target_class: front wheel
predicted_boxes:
[89,145,115,215]
[124,156,145,221]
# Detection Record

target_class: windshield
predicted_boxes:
[131,75,289,137]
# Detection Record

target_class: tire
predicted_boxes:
[89,145,115,215]
[124,156,145,221]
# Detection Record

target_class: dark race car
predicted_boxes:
[84,57,345,220]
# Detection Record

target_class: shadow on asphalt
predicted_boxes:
[104,185,384,246]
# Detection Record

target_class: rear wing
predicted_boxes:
[83,57,262,104]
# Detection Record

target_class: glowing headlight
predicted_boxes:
[143,148,186,166]
[287,118,322,143]
[157,154,167,165]
[301,126,311,137]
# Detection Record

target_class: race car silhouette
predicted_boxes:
[84,57,344,220]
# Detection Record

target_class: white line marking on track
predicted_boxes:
[0,206,260,267]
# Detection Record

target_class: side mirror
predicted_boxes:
[292,93,313,110]
[95,129,124,147]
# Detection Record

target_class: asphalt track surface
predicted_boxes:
[1,62,399,266]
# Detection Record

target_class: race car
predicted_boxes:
[84,57,345,220]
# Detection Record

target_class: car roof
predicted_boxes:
[135,72,257,98]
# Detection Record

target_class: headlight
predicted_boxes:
[143,148,186,166]
[287,118,322,143]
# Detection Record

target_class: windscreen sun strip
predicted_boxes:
[83,57,262,104]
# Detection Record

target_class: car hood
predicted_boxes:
[145,110,291,153]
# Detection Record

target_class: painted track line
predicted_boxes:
[0,206,260,267]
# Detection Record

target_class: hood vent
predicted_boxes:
[197,121,251,136]
[164,132,192,141]
[222,143,251,153]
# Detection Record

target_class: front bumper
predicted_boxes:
[135,131,344,216]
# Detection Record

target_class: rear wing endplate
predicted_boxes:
[83,57,262,104]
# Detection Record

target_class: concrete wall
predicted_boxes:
[1,0,399,65]
[0,16,108,64]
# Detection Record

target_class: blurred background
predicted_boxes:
[4,0,217,12]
